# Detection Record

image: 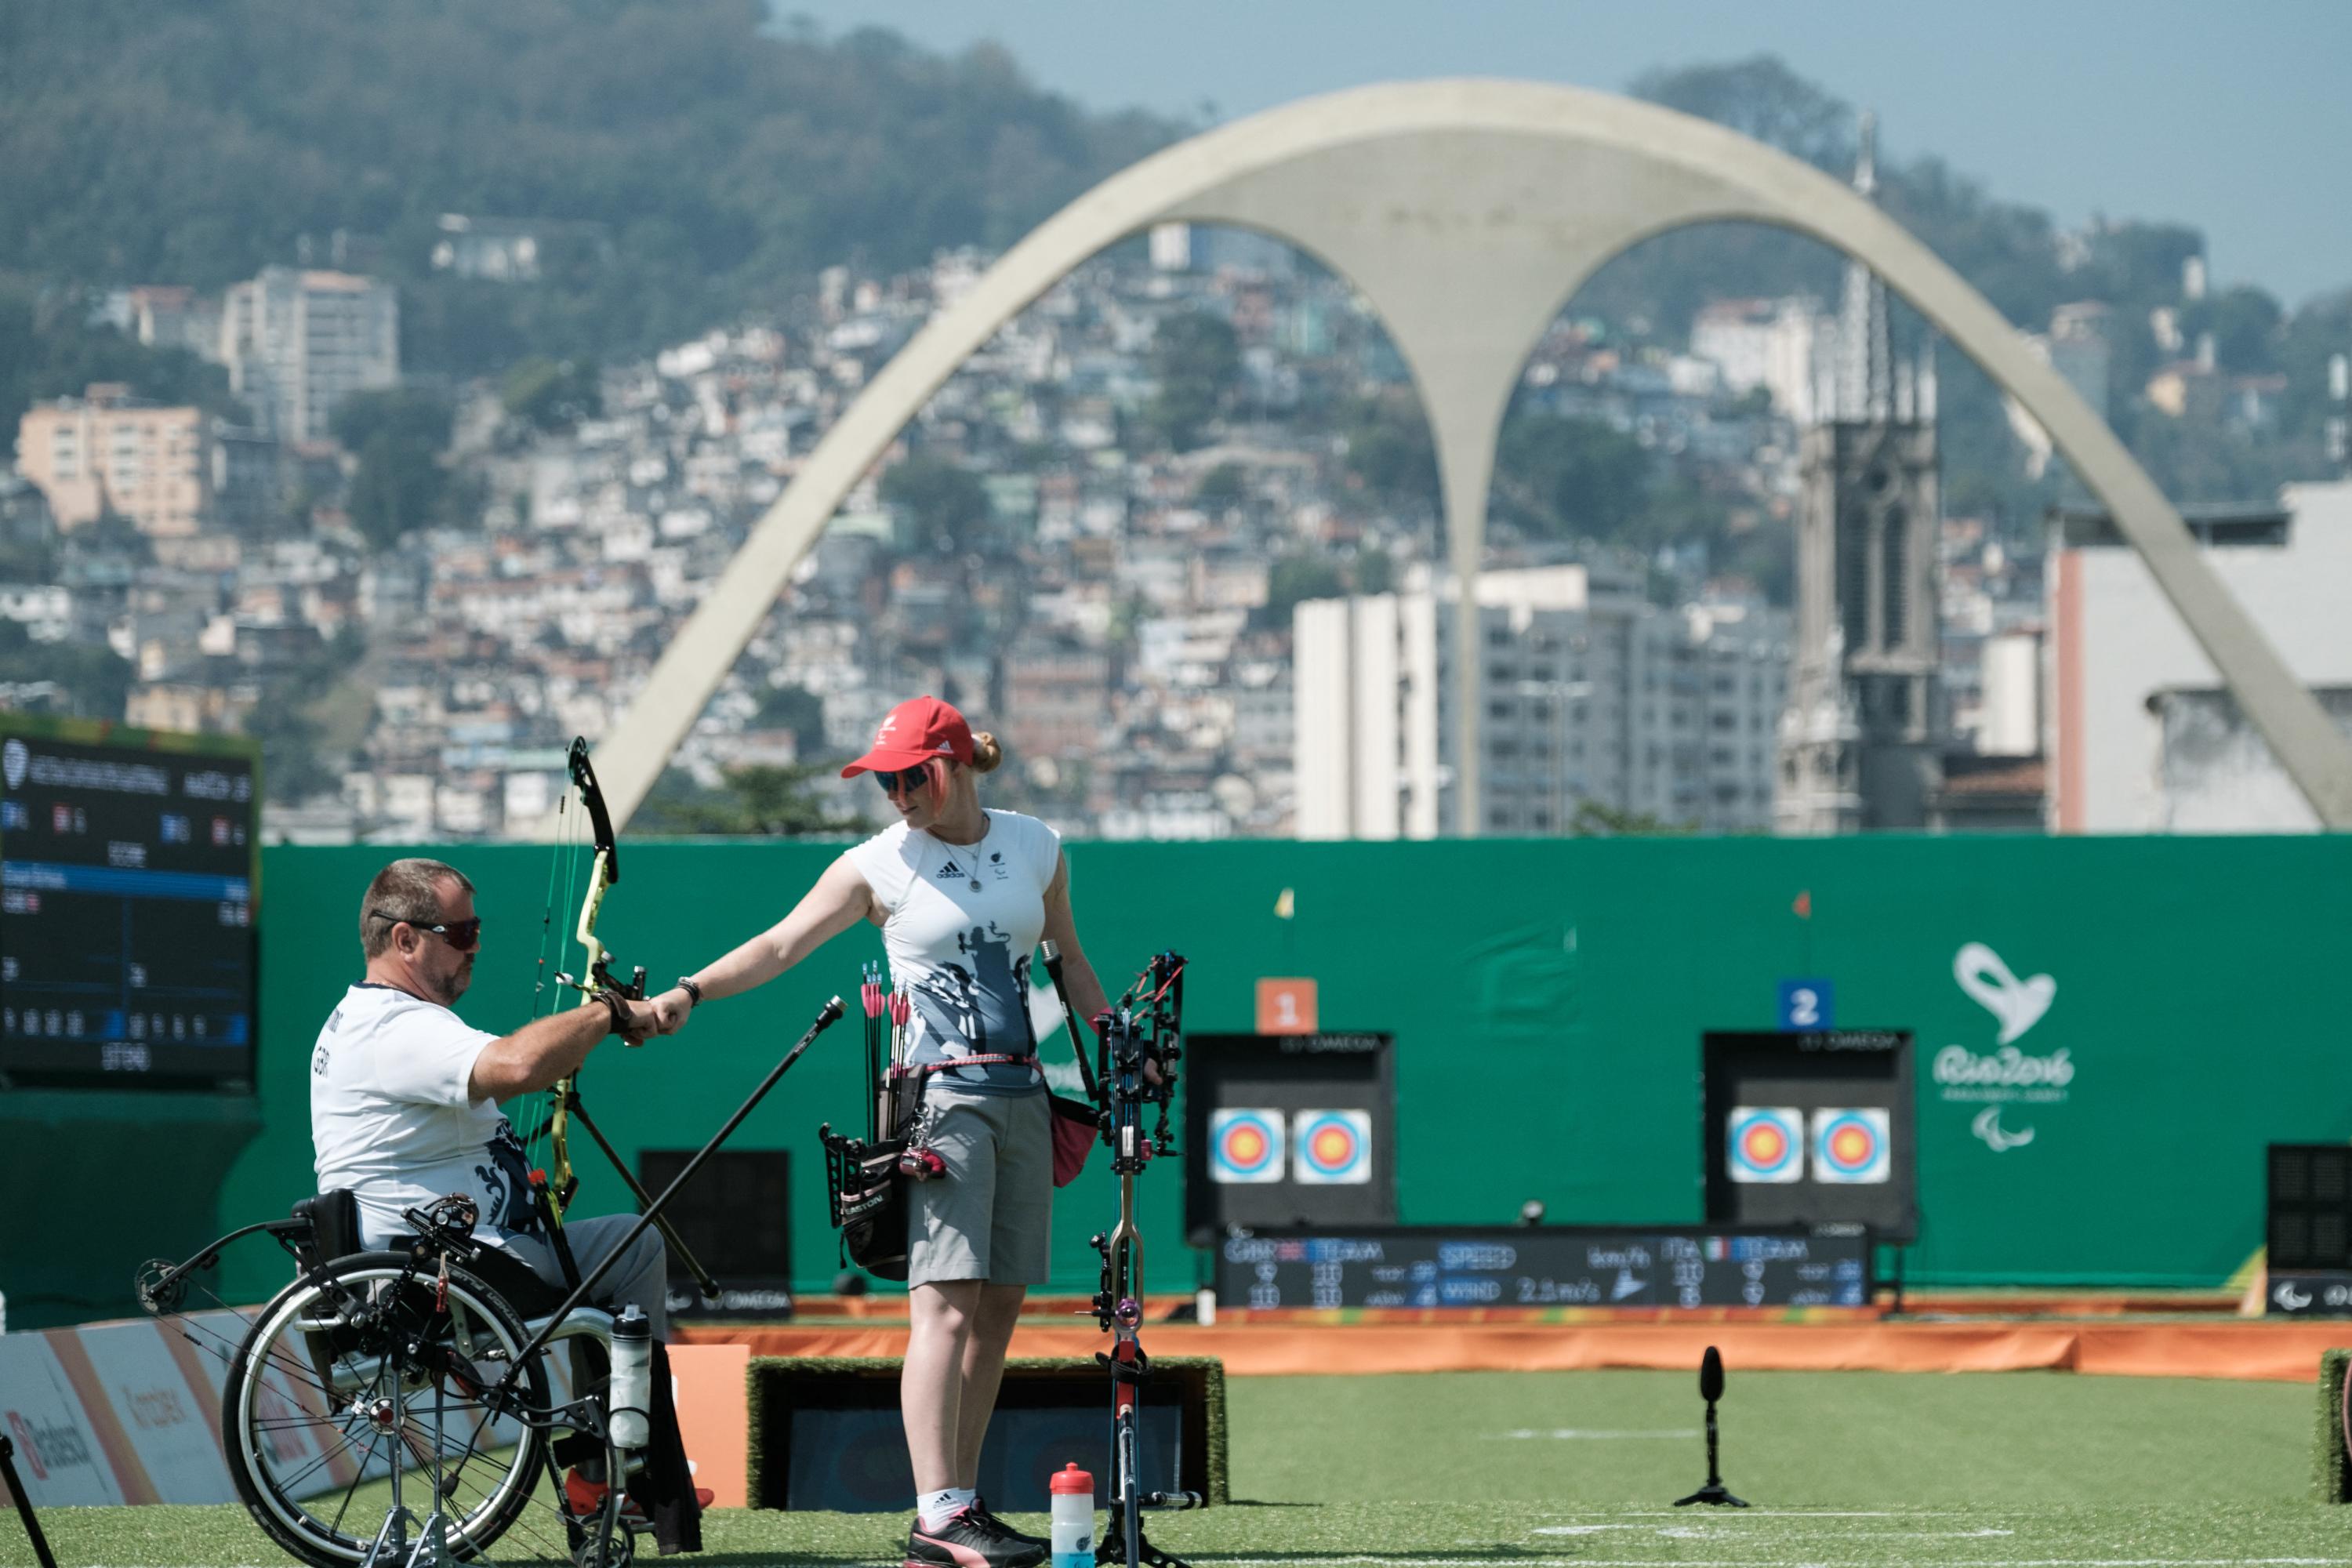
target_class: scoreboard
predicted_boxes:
[1216,1224,1871,1311]
[0,715,259,1087]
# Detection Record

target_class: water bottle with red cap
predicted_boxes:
[1049,1462,1094,1568]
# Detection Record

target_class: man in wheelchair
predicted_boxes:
[310,858,708,1537]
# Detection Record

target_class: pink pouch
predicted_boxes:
[1049,1094,1098,1187]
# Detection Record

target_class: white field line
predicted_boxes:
[1490,1428,1702,1439]
[1201,1559,2352,1568]
[1541,1524,2016,1540]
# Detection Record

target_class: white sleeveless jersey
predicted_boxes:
[841,809,1061,1095]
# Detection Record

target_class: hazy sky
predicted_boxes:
[770,2,2351,308]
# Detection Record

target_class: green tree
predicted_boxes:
[1570,800,1695,837]
[500,357,603,431]
[1338,393,1439,515]
[633,763,866,836]
[0,281,241,436]
[754,682,829,759]
[880,452,992,554]
[334,389,457,550]
[1264,554,1347,624]
[0,621,132,718]
[2180,286,2283,374]
[1492,412,1653,539]
[332,388,453,453]
[1145,310,1240,451]
[1193,462,1247,511]
[346,433,451,552]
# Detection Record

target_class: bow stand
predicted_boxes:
[1047,947,1199,1568]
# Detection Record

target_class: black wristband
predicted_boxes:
[677,976,704,1009]
[594,989,632,1037]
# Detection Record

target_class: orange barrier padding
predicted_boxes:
[668,1344,750,1508]
[1896,1290,2242,1316]
[674,1319,2352,1383]
[787,1292,1192,1320]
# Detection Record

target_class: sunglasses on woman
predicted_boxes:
[872,762,935,797]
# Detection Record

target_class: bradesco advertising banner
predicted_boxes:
[0,1332,128,1504]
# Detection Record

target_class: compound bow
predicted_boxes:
[523,737,718,1298]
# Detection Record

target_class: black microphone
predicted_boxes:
[1699,1344,1725,1403]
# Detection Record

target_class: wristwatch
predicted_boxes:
[677,976,705,1009]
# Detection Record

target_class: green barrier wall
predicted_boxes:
[71,834,2352,1310]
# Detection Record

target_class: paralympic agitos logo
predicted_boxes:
[1936,942,2071,1152]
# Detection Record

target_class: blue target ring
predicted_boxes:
[1816,1110,1884,1176]
[1729,1109,1800,1178]
[1295,1111,1367,1180]
[1213,1110,1282,1179]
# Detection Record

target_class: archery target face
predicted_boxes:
[1209,1109,1286,1183]
[1292,1109,1372,1185]
[1809,1107,1891,1183]
[1727,1106,1804,1183]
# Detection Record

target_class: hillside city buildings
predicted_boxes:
[5,214,2344,842]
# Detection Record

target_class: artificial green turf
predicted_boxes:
[9,1370,2339,1566]
[26,1501,2352,1567]
[1225,1368,2318,1506]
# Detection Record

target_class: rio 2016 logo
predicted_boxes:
[1942,942,2071,1153]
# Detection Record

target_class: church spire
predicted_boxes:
[1835,109,1893,423]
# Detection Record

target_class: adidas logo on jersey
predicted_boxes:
[936,860,967,880]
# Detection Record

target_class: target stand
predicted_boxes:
[1183,1033,1395,1244]
[1704,1031,1915,1296]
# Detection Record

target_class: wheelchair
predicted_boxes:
[144,1192,646,1568]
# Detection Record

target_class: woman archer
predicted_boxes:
[651,694,1109,1568]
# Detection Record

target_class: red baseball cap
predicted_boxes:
[840,695,973,778]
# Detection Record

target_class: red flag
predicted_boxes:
[1792,889,1812,920]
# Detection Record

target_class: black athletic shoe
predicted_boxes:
[973,1496,1049,1550]
[906,1507,1047,1568]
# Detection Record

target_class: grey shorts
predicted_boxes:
[907,1086,1051,1289]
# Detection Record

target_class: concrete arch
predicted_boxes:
[596,78,2352,832]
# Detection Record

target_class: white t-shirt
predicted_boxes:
[310,982,540,1243]
[842,809,1062,1096]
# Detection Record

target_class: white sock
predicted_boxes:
[918,1487,976,1530]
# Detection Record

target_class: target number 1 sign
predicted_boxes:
[1256,978,1318,1034]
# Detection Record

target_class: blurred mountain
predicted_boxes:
[0,1,1181,374]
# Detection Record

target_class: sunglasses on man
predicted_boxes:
[370,909,484,951]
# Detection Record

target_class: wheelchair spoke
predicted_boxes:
[271,1415,374,1499]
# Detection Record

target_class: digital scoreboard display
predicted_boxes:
[1216,1225,1871,1311]
[0,716,258,1087]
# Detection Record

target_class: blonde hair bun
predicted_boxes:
[970,731,1004,773]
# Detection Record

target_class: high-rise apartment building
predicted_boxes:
[13,383,209,535]
[220,267,399,444]
[1294,566,1788,839]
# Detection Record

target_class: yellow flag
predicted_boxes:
[1273,887,1295,920]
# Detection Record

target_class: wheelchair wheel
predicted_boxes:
[220,1250,553,1567]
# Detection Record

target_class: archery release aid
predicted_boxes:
[1050,1462,1095,1568]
